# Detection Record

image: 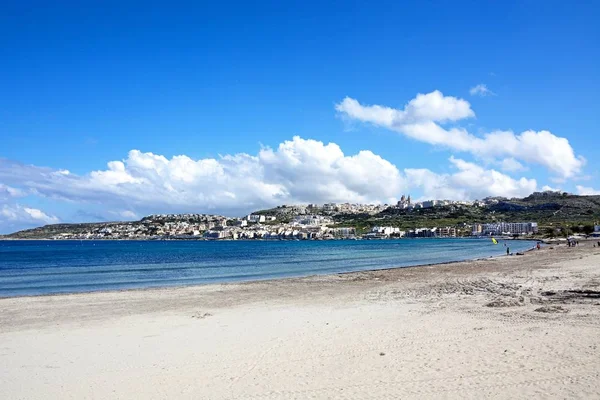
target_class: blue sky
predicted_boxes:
[1,1,599,233]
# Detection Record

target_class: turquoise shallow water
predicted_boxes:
[0,238,536,297]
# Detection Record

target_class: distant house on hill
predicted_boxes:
[246,214,266,223]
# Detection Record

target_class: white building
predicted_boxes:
[322,203,337,212]
[203,230,231,239]
[482,222,538,235]
[292,215,332,226]
[332,227,356,237]
[371,226,403,236]
[422,200,440,208]
[247,214,266,223]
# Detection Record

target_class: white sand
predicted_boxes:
[1,245,599,399]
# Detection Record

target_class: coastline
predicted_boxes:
[2,244,599,399]
[0,239,538,299]
[0,241,571,306]
[0,255,503,300]
[0,235,547,241]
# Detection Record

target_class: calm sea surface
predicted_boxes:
[0,239,536,297]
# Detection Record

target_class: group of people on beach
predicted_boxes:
[567,239,579,247]
[504,241,542,256]
[500,241,553,256]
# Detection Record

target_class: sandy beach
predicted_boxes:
[1,244,599,399]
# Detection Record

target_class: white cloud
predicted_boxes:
[335,91,585,179]
[0,184,26,200]
[576,185,600,195]
[542,185,561,192]
[108,210,138,220]
[0,137,406,219]
[336,91,474,127]
[0,204,59,231]
[499,158,527,172]
[22,207,59,223]
[405,157,537,200]
[120,210,138,219]
[469,84,495,97]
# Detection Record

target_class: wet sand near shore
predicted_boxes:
[1,243,599,399]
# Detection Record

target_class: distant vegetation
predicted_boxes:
[3,222,123,239]
[338,194,600,231]
[2,193,600,239]
[254,193,600,235]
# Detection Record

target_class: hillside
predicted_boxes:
[257,193,600,232]
[1,214,229,240]
[2,193,600,239]
[2,222,122,239]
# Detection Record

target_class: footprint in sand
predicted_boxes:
[191,312,213,319]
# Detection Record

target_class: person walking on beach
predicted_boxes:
[506,247,510,256]
[537,242,541,250]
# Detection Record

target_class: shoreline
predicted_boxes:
[1,244,599,399]
[0,242,589,323]
[0,256,498,300]
[0,241,538,300]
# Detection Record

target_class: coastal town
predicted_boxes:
[43,213,541,241]
[5,191,599,241]
[9,194,569,241]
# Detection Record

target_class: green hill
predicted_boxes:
[334,193,600,233]
[3,193,600,239]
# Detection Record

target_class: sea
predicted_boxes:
[0,238,537,297]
